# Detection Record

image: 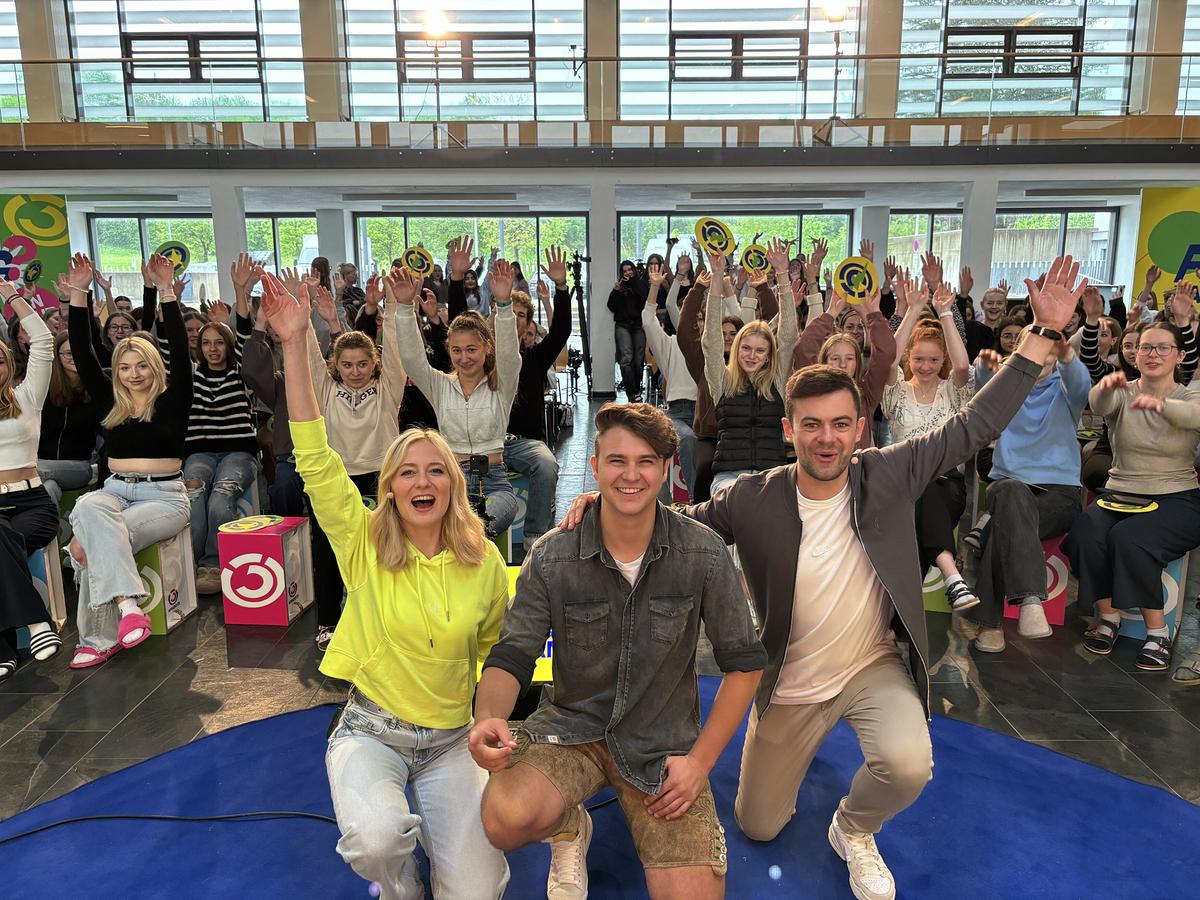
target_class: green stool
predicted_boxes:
[133,529,198,635]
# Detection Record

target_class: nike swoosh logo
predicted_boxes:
[811,545,836,558]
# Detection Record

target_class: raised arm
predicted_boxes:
[488,259,522,409]
[888,276,928,386]
[242,308,278,408]
[701,253,729,404]
[531,246,573,369]
[765,239,798,394]
[932,282,970,388]
[446,235,474,322]
[861,299,898,413]
[63,254,112,398]
[1,287,52,407]
[388,267,444,402]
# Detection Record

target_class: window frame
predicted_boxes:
[668,31,808,82]
[398,32,535,84]
[991,206,1119,291]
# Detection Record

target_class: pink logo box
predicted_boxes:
[218,516,314,626]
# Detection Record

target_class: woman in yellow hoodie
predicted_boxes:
[259,270,510,900]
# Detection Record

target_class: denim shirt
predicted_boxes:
[483,501,766,794]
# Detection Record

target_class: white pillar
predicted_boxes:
[1112,200,1141,295]
[589,180,617,396]
[316,208,353,267]
[855,205,890,265]
[960,178,999,294]
[68,205,91,258]
[209,183,246,304]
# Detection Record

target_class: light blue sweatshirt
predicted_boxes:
[977,356,1091,486]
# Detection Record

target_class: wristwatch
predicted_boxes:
[1027,324,1064,341]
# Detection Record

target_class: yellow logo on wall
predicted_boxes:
[1136,187,1200,289]
[2,195,69,248]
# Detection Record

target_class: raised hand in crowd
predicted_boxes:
[281,266,303,299]
[363,273,383,315]
[920,251,943,289]
[826,290,848,320]
[1144,264,1163,291]
[383,267,422,305]
[883,254,899,287]
[172,272,189,298]
[858,238,875,261]
[823,269,833,295]
[1023,254,1086,333]
[1166,282,1198,325]
[647,260,665,291]
[695,268,712,289]
[959,266,973,298]
[447,235,475,281]
[488,259,515,303]
[332,269,345,297]
[998,278,1011,297]
[765,237,790,278]
[1081,285,1104,323]
[66,252,95,298]
[809,237,829,270]
[92,269,112,297]
[862,286,882,316]
[230,252,260,297]
[976,347,1004,372]
[207,299,231,326]
[259,270,310,345]
[540,244,569,288]
[418,288,441,324]
[931,281,956,316]
[535,278,550,307]
[148,254,177,296]
[313,286,340,327]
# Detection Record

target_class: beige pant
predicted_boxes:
[735,653,933,839]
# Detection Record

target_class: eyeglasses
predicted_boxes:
[999,332,1020,344]
[1137,344,1178,357]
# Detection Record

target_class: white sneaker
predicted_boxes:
[1018,602,1052,639]
[974,625,1006,653]
[828,800,896,900]
[545,805,591,899]
[195,566,222,595]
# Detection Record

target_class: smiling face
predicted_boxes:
[1136,326,1182,380]
[448,328,488,381]
[840,311,866,348]
[620,262,636,282]
[909,340,946,382]
[336,347,375,390]
[591,425,668,520]
[783,389,863,485]
[106,316,133,343]
[184,316,204,350]
[998,325,1022,357]
[44,309,63,333]
[1097,319,1116,357]
[389,438,452,533]
[200,326,228,369]
[115,297,133,313]
[57,340,77,375]
[117,348,153,394]
[981,293,1006,323]
[737,332,771,375]
[823,338,859,379]
[463,270,478,291]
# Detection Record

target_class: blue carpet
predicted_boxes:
[2,677,1197,899]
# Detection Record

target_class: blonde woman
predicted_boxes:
[65,253,192,668]
[702,239,798,493]
[0,281,60,680]
[260,271,510,899]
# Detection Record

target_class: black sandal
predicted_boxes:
[1136,634,1172,672]
[1083,618,1120,655]
[0,660,15,683]
[946,579,980,612]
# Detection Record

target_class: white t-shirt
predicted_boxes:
[771,484,897,706]
[881,366,976,444]
[614,553,645,587]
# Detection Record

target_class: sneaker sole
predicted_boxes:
[1018,627,1053,639]
[827,822,895,900]
[1082,640,1115,656]
[950,597,981,613]
[1135,660,1170,672]
[974,639,1006,654]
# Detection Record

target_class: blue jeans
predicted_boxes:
[666,400,697,498]
[184,451,258,568]
[70,475,191,651]
[711,468,755,494]
[503,436,558,543]
[326,689,509,900]
[462,462,518,537]
[36,458,94,508]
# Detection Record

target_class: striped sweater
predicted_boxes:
[184,314,259,457]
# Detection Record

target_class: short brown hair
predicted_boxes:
[785,365,862,419]
[593,402,679,460]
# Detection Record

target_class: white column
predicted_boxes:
[209,183,246,304]
[855,205,890,265]
[1112,200,1141,295]
[589,180,617,396]
[68,205,91,258]
[959,178,999,295]
[316,208,353,267]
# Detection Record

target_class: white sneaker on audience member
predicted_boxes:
[974,626,1006,653]
[828,799,896,900]
[546,805,591,899]
[1018,603,1052,639]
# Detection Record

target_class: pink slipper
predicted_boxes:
[117,611,153,649]
[69,644,122,669]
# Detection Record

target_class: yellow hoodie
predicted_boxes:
[292,417,509,729]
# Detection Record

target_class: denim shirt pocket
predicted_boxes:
[563,597,609,651]
[648,594,694,644]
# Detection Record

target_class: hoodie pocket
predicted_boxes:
[358,639,472,726]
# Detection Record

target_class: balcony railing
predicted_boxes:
[1,49,1199,150]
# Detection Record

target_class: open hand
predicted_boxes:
[230,252,259,292]
[488,259,515,303]
[313,286,339,325]
[68,252,95,290]
[1024,255,1087,332]
[384,267,421,305]
[207,299,231,325]
[958,266,973,298]
[540,244,568,287]
[259,270,311,343]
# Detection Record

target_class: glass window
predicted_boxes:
[989,210,1116,296]
[144,216,214,302]
[1179,2,1200,114]
[619,1,858,120]
[930,213,963,273]
[245,217,277,272]
[356,216,409,275]
[801,214,851,261]
[1066,211,1115,286]
[276,217,318,269]
[0,1,25,122]
[91,216,144,297]
[619,215,670,263]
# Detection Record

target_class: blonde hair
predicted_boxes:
[0,341,20,420]
[724,320,777,399]
[447,311,498,392]
[818,333,864,383]
[102,335,167,429]
[370,428,490,571]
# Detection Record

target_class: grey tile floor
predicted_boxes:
[3,391,1200,819]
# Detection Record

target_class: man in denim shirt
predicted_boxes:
[470,402,765,900]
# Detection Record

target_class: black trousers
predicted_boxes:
[1064,488,1200,612]
[914,470,966,572]
[693,437,717,503]
[0,485,59,664]
[968,480,1082,627]
[312,471,377,628]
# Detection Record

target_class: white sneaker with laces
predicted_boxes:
[1018,602,1052,638]
[828,800,896,900]
[545,805,591,899]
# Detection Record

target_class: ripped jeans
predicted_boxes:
[184,451,258,568]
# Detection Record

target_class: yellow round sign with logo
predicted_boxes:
[834,256,878,304]
[402,246,435,277]
[694,217,736,258]
[219,515,284,534]
[740,244,769,275]
[154,241,190,275]
[1095,497,1159,514]
[23,259,42,285]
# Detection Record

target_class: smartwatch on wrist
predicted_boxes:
[1027,324,1064,341]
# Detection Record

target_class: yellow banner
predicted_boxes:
[1136,187,1200,289]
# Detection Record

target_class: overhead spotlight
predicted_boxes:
[425,9,449,38]
[822,0,849,25]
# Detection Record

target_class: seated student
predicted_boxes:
[394,249,520,538]
[1063,321,1200,671]
[962,332,1090,651]
[1075,288,1140,492]
[38,332,105,510]
[498,246,572,547]
[793,288,895,449]
[182,284,257,595]
[0,282,61,680]
[259,272,509,899]
[66,253,192,668]
[702,241,798,494]
[471,402,765,900]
